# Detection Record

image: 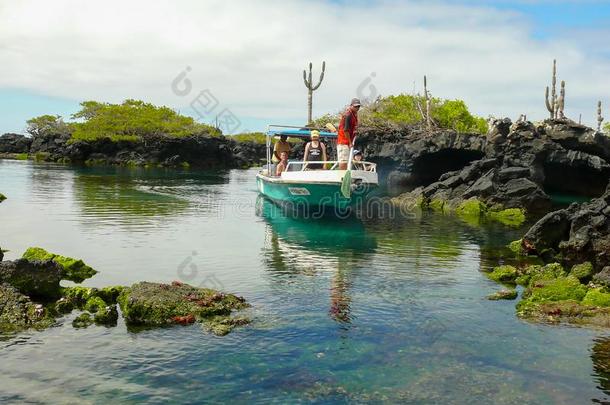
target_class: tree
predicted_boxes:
[26,115,72,137]
[604,122,610,135]
[69,100,220,142]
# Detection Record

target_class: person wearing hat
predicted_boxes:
[337,98,361,170]
[303,130,327,170]
[351,149,365,170]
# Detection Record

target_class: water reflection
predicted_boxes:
[591,336,610,403]
[70,166,231,228]
[256,196,377,325]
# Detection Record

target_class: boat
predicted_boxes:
[256,125,379,213]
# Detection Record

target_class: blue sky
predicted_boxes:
[1,0,609,134]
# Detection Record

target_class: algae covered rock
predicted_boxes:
[118,282,249,332]
[570,262,594,281]
[72,312,93,328]
[486,289,518,300]
[22,247,97,283]
[0,192,6,202]
[0,283,54,332]
[0,258,62,299]
[93,305,118,326]
[486,265,518,283]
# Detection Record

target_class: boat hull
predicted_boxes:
[256,173,377,212]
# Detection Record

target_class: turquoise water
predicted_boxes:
[0,159,608,404]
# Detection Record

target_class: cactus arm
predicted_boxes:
[545,86,553,117]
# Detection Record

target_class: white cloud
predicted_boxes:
[0,0,609,129]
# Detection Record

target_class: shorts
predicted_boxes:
[337,144,350,162]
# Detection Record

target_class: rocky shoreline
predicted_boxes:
[0,132,266,169]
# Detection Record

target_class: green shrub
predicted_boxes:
[313,94,488,134]
[67,99,221,142]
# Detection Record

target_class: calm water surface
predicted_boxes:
[0,159,608,404]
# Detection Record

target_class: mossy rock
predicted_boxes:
[0,193,6,202]
[93,305,118,326]
[22,247,97,283]
[0,258,62,299]
[486,289,518,300]
[84,296,107,313]
[583,289,610,308]
[60,286,124,310]
[487,208,526,227]
[487,265,518,283]
[508,239,526,256]
[428,198,451,214]
[521,276,587,306]
[526,263,566,286]
[33,152,50,161]
[570,262,594,281]
[0,283,54,333]
[72,312,93,328]
[455,198,486,218]
[118,282,249,330]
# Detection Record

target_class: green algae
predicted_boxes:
[93,305,118,326]
[22,247,97,283]
[455,199,486,218]
[72,312,93,328]
[487,208,526,227]
[486,265,518,283]
[570,262,594,281]
[508,239,526,257]
[118,282,249,332]
[33,152,50,161]
[14,153,28,160]
[583,289,610,308]
[486,289,518,300]
[428,198,450,214]
[84,296,107,313]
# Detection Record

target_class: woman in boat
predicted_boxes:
[303,130,327,170]
[275,151,289,176]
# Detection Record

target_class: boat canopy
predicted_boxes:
[267,128,336,139]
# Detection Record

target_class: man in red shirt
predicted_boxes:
[337,98,361,169]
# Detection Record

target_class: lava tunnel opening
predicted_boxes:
[543,162,610,199]
[409,149,485,187]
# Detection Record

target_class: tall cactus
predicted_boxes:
[598,101,604,132]
[545,59,566,119]
[303,61,326,125]
[424,75,432,130]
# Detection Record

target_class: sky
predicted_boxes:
[0,0,609,134]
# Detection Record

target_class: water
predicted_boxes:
[0,159,608,404]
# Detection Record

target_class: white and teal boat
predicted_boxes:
[256,125,378,212]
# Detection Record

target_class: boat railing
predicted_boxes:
[285,160,377,172]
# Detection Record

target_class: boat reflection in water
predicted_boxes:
[256,196,377,324]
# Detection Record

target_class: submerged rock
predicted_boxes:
[486,289,518,300]
[0,258,62,299]
[118,282,249,333]
[22,247,97,283]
